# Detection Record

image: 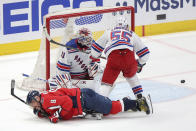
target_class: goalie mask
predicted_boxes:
[114,17,129,30]
[77,28,93,48]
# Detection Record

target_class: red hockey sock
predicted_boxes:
[109,101,122,114]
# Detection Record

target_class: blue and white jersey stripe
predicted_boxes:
[92,42,104,53]
[136,47,150,58]
[57,61,71,73]
[104,40,133,54]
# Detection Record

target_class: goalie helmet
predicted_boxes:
[26,90,40,104]
[77,27,93,48]
[114,17,129,30]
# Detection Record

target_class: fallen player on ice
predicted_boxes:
[26,87,151,123]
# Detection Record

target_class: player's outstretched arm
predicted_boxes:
[133,32,150,73]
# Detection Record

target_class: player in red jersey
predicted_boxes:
[26,88,140,123]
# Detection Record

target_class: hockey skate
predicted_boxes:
[122,97,140,112]
[137,94,153,115]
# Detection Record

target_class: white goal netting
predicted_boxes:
[20,6,135,91]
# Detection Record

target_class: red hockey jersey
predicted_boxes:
[40,88,83,120]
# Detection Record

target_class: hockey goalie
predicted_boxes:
[49,27,103,92]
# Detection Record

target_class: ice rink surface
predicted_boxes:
[0,31,196,131]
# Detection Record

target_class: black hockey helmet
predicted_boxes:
[26,90,40,104]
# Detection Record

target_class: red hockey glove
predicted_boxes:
[49,111,60,123]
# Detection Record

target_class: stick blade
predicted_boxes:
[11,79,27,104]
[11,79,15,96]
[147,94,154,114]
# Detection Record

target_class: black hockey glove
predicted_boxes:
[137,60,146,73]
[33,108,46,118]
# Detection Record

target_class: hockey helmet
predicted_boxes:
[77,27,93,48]
[114,17,129,30]
[26,90,40,104]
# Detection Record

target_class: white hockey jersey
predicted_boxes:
[91,27,150,65]
[56,38,96,79]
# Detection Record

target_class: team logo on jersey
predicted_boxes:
[50,99,56,103]
[81,81,86,84]
[74,55,88,70]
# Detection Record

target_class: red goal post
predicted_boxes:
[44,6,135,90]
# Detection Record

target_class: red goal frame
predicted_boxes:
[45,6,135,90]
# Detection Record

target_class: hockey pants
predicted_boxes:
[80,88,112,114]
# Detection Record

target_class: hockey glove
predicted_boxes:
[33,108,45,118]
[49,111,60,123]
[137,60,146,73]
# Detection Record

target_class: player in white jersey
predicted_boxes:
[90,17,151,114]
[50,28,101,91]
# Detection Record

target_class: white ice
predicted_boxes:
[0,31,196,131]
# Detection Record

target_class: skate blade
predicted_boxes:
[146,94,153,114]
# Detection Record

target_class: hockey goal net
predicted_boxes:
[20,6,135,91]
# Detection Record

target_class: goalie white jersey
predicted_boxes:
[56,38,94,79]
[91,28,150,65]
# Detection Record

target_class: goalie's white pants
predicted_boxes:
[71,72,103,92]
[97,84,113,97]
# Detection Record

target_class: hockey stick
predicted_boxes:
[11,79,27,104]
[43,27,106,60]
[22,73,48,83]
[11,79,50,117]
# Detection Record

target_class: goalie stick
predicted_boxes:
[43,27,106,60]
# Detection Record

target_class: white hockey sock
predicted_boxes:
[126,74,143,98]
[119,100,124,112]
[97,84,113,97]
